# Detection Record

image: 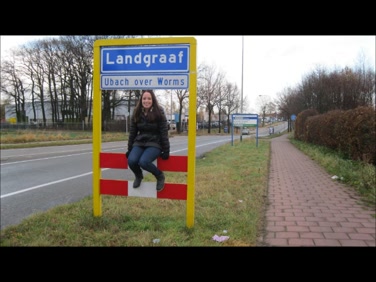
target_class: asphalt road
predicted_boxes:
[0,123,287,230]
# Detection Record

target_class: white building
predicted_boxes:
[5,101,135,124]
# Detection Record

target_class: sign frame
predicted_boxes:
[92,37,197,228]
[231,113,259,147]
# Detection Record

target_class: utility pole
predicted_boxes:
[241,36,244,114]
[240,36,244,141]
[170,90,173,123]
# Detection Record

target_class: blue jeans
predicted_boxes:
[127,146,162,177]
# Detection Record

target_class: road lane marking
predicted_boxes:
[1,171,94,199]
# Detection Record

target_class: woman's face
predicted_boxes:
[142,91,153,110]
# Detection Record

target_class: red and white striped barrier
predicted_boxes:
[99,152,187,200]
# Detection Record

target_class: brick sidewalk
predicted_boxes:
[262,134,375,246]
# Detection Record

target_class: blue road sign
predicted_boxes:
[232,114,258,119]
[291,114,296,121]
[232,114,258,126]
[101,45,189,73]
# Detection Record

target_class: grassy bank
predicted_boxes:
[0,130,126,149]
[0,137,270,246]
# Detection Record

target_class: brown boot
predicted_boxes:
[156,172,165,192]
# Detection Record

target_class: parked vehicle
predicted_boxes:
[242,128,250,135]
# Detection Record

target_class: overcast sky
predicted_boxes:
[1,35,375,112]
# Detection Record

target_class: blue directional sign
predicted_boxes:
[232,114,258,127]
[101,45,189,73]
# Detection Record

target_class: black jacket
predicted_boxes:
[128,107,170,153]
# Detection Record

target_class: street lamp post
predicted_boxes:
[241,36,244,114]
[240,36,244,141]
[181,107,185,132]
[170,90,173,128]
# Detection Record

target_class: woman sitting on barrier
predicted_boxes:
[126,89,170,192]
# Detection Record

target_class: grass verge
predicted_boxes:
[0,138,270,246]
[289,135,375,208]
[0,130,126,149]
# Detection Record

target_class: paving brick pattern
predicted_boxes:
[262,134,375,247]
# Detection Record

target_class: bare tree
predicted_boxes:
[223,82,240,131]
[212,71,227,133]
[0,96,11,121]
[197,62,223,133]
[174,89,189,133]
[58,36,94,125]
[19,47,40,123]
[257,95,271,127]
[1,55,28,122]
[282,64,375,118]
[354,51,375,107]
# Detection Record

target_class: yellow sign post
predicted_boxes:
[92,37,197,228]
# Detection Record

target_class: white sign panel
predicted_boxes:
[233,119,257,126]
[101,74,189,90]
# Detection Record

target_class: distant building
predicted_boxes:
[5,100,136,123]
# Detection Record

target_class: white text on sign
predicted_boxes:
[101,46,189,73]
[105,51,184,68]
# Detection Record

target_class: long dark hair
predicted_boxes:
[132,90,165,123]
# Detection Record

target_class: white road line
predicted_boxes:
[0,152,91,166]
[1,171,93,199]
[1,144,125,158]
[0,148,122,166]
